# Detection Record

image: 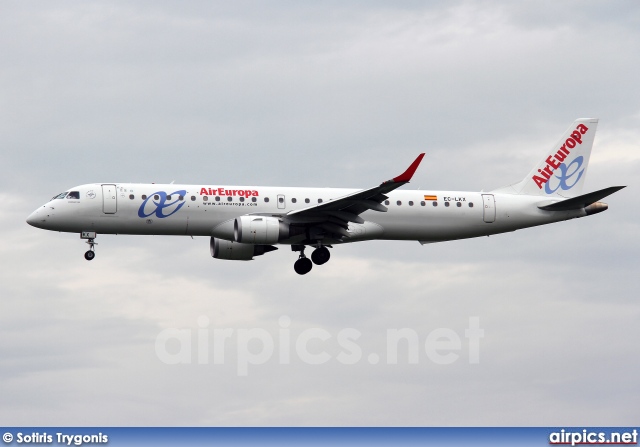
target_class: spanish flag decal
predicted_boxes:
[424,195,437,201]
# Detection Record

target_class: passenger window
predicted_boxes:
[215,196,220,202]
[432,202,437,207]
[445,202,450,207]
[457,202,462,207]
[278,197,284,203]
[421,201,425,206]
[252,197,257,202]
[203,196,208,202]
[142,195,147,200]
[167,195,172,200]
[396,201,402,206]
[469,202,474,207]
[178,195,184,201]
[305,198,310,204]
[291,198,297,203]
[318,198,323,203]
[67,191,80,199]
[227,196,232,202]
[409,201,414,206]
[191,196,196,201]
[384,200,390,205]
[239,197,245,202]
[154,195,159,200]
[265,197,270,203]
[129,194,134,200]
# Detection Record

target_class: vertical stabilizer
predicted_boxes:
[493,118,599,198]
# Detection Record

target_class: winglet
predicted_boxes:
[391,153,425,183]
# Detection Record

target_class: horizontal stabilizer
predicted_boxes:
[538,186,626,211]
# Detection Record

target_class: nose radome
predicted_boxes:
[26,210,38,227]
[26,208,46,228]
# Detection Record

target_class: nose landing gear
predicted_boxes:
[84,247,96,261]
[81,231,97,261]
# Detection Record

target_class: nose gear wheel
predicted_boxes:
[84,238,97,261]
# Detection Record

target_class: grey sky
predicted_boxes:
[1,0,639,425]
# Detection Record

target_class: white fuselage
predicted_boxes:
[26,183,585,244]
[25,119,618,274]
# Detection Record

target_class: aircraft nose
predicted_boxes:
[26,208,46,228]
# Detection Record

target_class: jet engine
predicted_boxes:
[210,237,277,261]
[234,215,289,244]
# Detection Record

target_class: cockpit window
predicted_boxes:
[66,191,80,199]
[52,192,68,200]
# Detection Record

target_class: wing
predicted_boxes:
[284,153,425,240]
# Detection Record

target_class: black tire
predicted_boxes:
[311,247,330,265]
[84,250,95,261]
[294,257,313,275]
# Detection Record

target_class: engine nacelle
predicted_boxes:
[210,238,277,261]
[234,215,289,244]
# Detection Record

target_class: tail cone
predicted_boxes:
[584,202,608,215]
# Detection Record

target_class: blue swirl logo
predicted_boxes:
[544,156,585,194]
[138,190,187,218]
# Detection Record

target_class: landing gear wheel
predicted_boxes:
[294,257,313,275]
[83,236,97,261]
[311,247,330,265]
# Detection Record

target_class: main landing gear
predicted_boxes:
[293,245,332,275]
[311,246,330,265]
[81,231,97,261]
[294,254,312,275]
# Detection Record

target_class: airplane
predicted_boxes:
[26,118,624,275]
